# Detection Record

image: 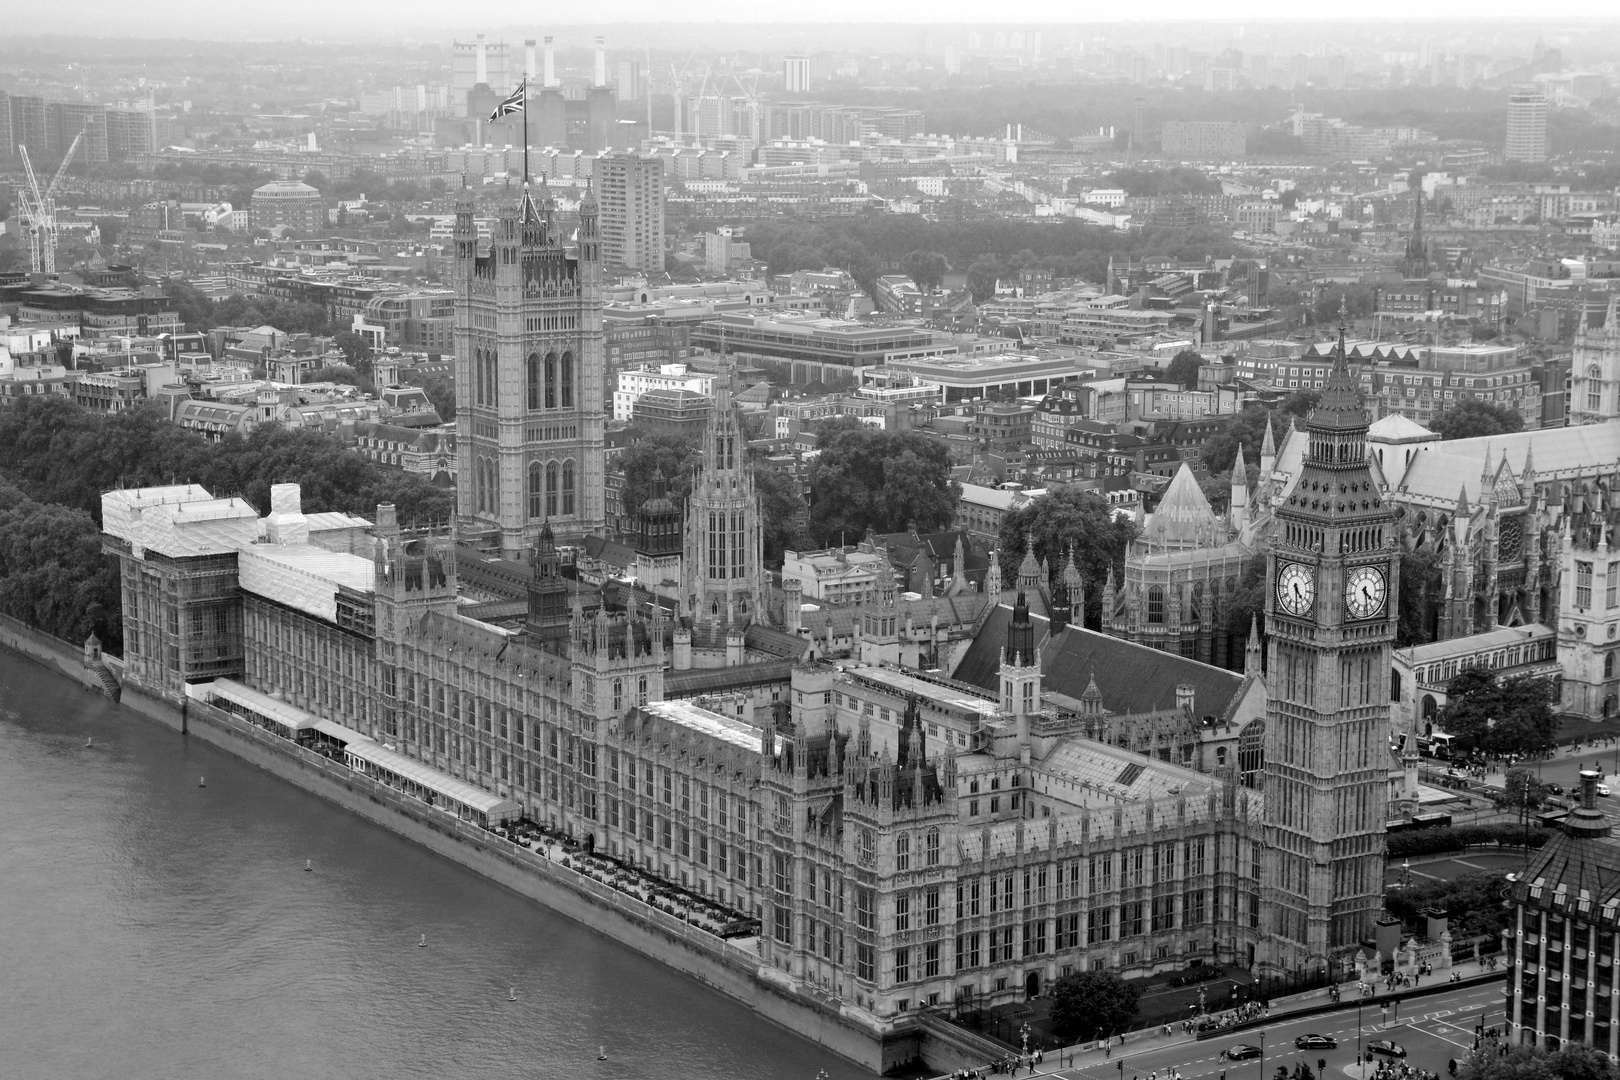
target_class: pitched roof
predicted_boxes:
[1144,462,1219,546]
[1392,422,1620,503]
[1038,624,1246,719]
[952,602,1051,690]
[1367,413,1435,443]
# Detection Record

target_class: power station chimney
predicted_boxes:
[525,39,537,81]
[543,36,556,88]
[595,36,607,88]
[475,34,488,86]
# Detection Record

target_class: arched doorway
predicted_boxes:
[1025,972,1041,999]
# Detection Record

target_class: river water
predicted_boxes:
[0,653,861,1080]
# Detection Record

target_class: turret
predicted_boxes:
[984,548,1003,598]
[1245,615,1263,678]
[1229,443,1249,534]
[1259,413,1276,478]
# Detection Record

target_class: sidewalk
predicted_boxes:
[930,961,1503,1080]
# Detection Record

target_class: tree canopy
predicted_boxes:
[0,396,452,526]
[1436,669,1558,757]
[0,480,123,652]
[1166,349,1204,390]
[1202,391,1320,476]
[1048,970,1141,1041]
[1429,399,1526,441]
[997,488,1137,630]
[1460,1043,1617,1080]
[619,431,702,521]
[902,250,949,292]
[806,425,959,545]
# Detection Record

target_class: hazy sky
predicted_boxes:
[7,1,1620,38]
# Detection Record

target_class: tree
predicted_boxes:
[1429,399,1525,441]
[332,329,373,380]
[752,461,810,567]
[1460,1043,1617,1080]
[420,376,456,422]
[1202,392,1319,476]
[1502,768,1550,812]
[997,488,1137,630]
[1048,970,1140,1041]
[618,432,702,520]
[1436,670,1558,757]
[807,427,958,545]
[902,249,949,293]
[966,256,1005,303]
[1166,349,1204,390]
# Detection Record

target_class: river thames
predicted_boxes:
[0,652,862,1080]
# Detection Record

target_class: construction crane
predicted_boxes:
[16,130,84,275]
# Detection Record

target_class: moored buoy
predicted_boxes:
[418,934,427,948]
[305,860,313,872]
[86,736,93,748]
[508,987,517,1001]
[597,1047,607,1061]
[199,776,206,788]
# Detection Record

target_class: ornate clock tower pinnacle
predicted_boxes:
[1260,304,1399,980]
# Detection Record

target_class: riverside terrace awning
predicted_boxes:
[208,679,320,737]
[311,718,370,747]
[341,739,521,825]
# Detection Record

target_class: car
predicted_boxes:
[1295,1035,1338,1050]
[1599,784,1612,797]
[1545,783,1565,795]
[1367,1041,1407,1059]
[1227,1045,1264,1060]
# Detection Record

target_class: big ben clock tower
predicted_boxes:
[1261,307,1399,982]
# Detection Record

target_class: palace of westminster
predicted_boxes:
[97,183,1620,1022]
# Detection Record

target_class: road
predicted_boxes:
[1046,982,1504,1080]
[1429,744,1620,829]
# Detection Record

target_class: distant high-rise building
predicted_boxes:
[107,108,158,160]
[1160,121,1246,159]
[251,181,324,233]
[783,54,811,95]
[594,153,665,273]
[1506,87,1548,162]
[617,60,643,101]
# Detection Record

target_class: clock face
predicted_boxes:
[1276,562,1316,617]
[1344,565,1388,620]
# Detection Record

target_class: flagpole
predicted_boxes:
[522,77,530,188]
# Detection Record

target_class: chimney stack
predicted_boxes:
[595,36,607,88]
[525,39,537,81]
[475,34,488,86]
[543,36,556,88]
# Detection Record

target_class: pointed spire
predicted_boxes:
[1260,412,1276,460]
[1230,442,1248,487]
[1456,483,1471,519]
[1245,615,1263,678]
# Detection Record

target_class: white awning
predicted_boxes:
[209,679,319,734]
[343,740,520,822]
[312,718,370,746]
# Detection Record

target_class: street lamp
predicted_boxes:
[1356,992,1365,1066]
[1021,1021,1032,1061]
[1402,859,1412,888]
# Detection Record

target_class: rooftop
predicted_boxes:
[641,699,768,753]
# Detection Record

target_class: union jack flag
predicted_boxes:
[488,80,526,121]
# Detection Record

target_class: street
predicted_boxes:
[1046,982,1504,1080]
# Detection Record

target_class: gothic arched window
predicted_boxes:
[560,351,574,408]
[474,348,485,406]
[562,460,576,516]
[1238,719,1265,789]
[544,351,558,409]
[527,353,541,410]
[1147,585,1165,624]
[925,829,940,867]
[528,462,543,520]
[545,461,558,517]
[895,833,910,872]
